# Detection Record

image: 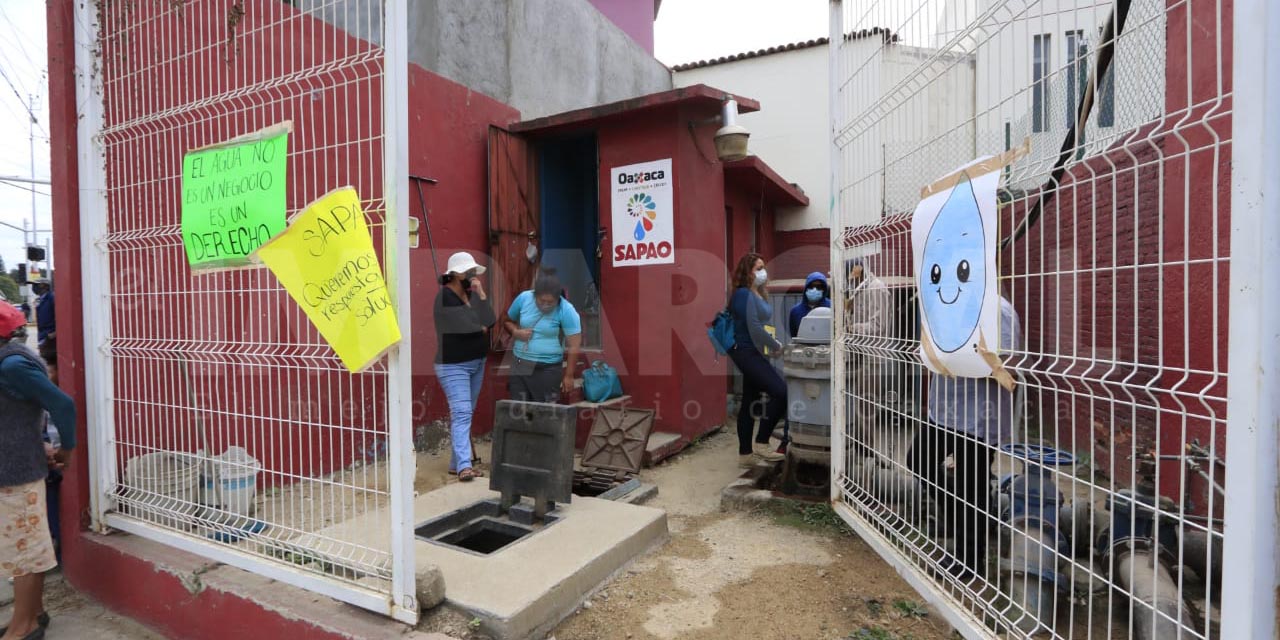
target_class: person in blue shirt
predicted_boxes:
[503,268,582,404]
[727,253,787,467]
[788,272,832,338]
[0,303,74,640]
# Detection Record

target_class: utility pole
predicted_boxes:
[28,94,36,248]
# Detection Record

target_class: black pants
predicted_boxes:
[729,345,787,455]
[908,424,993,578]
[508,359,563,404]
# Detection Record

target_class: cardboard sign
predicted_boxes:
[254,187,401,373]
[182,123,291,272]
[610,158,674,267]
[912,158,1002,379]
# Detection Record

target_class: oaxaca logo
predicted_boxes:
[627,193,659,240]
[617,169,666,185]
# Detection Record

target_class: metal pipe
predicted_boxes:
[1180,529,1224,593]
[1114,548,1189,640]
[1002,523,1060,636]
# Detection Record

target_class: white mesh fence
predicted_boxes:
[77,0,416,622]
[830,0,1240,637]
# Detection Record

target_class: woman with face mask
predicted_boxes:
[434,252,496,482]
[788,272,832,338]
[726,253,787,467]
[503,267,583,404]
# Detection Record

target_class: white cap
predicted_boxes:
[446,251,486,276]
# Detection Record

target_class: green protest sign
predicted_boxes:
[181,122,291,271]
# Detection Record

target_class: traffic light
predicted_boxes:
[26,246,45,262]
[15,263,25,284]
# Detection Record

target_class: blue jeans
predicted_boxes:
[435,358,486,472]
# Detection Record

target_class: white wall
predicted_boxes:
[877,45,977,216]
[678,39,977,231]
[674,46,830,231]
[970,0,1167,189]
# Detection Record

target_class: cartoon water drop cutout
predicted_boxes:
[918,172,987,353]
[633,220,646,241]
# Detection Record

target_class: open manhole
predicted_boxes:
[415,499,560,556]
[434,518,533,555]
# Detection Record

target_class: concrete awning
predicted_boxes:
[724,156,810,208]
[510,84,760,135]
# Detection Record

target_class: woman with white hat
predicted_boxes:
[433,252,496,482]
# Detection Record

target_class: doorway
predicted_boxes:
[538,134,601,348]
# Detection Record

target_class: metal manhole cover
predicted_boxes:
[580,406,656,475]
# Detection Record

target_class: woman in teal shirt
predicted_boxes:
[503,269,582,403]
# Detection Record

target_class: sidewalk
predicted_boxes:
[1,570,163,639]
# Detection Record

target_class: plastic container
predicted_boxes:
[213,446,262,516]
[124,452,201,528]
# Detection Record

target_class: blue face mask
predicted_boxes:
[805,287,824,303]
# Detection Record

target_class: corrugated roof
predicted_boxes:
[670,28,897,72]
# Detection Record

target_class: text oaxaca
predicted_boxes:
[616,168,666,185]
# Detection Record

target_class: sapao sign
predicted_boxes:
[181,122,291,272]
[253,186,401,373]
[610,158,674,267]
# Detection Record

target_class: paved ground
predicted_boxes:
[0,571,163,639]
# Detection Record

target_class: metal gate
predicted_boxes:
[74,0,417,623]
[828,0,1277,638]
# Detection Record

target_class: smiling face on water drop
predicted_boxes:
[919,174,987,353]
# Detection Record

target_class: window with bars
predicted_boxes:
[1032,33,1052,132]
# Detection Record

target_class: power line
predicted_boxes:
[0,6,41,71]
[0,179,50,198]
[0,62,47,137]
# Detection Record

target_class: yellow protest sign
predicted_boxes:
[254,187,401,373]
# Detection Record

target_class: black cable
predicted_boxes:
[1001,0,1132,251]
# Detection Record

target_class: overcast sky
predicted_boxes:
[655,0,829,67]
[0,0,50,279]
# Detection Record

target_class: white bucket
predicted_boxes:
[213,446,262,517]
[124,452,201,528]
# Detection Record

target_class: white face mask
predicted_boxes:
[754,269,768,286]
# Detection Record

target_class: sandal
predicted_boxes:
[457,468,484,482]
[0,612,50,637]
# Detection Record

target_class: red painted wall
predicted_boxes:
[990,0,1233,513]
[46,0,93,590]
[773,228,831,282]
[584,106,733,440]
[404,67,520,441]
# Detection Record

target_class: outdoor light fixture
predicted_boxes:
[714,99,750,161]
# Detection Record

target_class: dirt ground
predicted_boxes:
[550,430,955,640]
[0,571,163,639]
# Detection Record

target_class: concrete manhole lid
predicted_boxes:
[581,406,656,475]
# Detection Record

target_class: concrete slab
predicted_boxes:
[412,482,667,640]
[643,431,684,466]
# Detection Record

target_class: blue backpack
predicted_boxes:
[707,308,736,356]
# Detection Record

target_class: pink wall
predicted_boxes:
[589,0,656,54]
